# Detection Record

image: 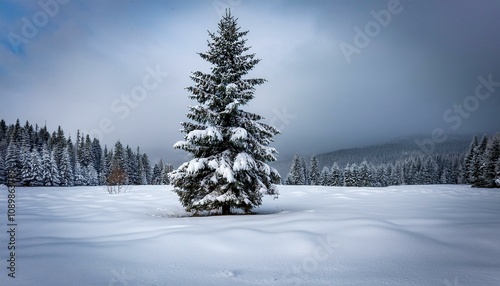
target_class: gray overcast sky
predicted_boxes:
[1,0,500,165]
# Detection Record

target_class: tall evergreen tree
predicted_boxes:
[170,11,280,215]
[328,162,341,186]
[343,164,355,187]
[142,153,152,185]
[319,166,330,186]
[308,155,320,185]
[41,145,60,186]
[5,140,22,186]
[59,146,73,186]
[471,135,489,187]
[300,156,308,185]
[135,147,146,185]
[125,145,137,184]
[287,154,305,185]
[481,135,500,188]
[0,150,6,185]
[357,160,371,187]
[91,138,103,178]
[462,135,478,184]
[21,150,34,186]
[100,146,111,185]
[495,157,500,187]
[152,160,163,185]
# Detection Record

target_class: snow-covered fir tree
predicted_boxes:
[152,160,163,185]
[91,138,102,179]
[170,10,280,215]
[495,157,500,187]
[471,135,489,187]
[319,166,330,186]
[0,150,6,185]
[58,146,73,186]
[21,150,43,186]
[328,162,342,186]
[6,140,22,186]
[287,154,305,185]
[142,153,152,185]
[100,146,112,185]
[357,160,372,187]
[300,156,308,185]
[125,145,137,185]
[41,145,60,186]
[73,162,86,186]
[480,135,500,188]
[308,155,320,185]
[343,164,356,187]
[462,135,478,184]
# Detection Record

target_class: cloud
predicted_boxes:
[1,0,500,165]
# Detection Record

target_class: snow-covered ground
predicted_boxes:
[1,184,500,285]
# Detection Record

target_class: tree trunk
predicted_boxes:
[221,204,231,215]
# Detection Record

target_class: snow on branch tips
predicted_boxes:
[170,10,280,215]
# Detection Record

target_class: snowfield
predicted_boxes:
[1,185,500,285]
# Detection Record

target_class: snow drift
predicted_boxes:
[0,184,499,285]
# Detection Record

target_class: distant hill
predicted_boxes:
[271,135,471,178]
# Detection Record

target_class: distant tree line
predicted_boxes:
[0,119,173,187]
[286,134,500,188]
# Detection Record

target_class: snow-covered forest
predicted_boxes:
[0,119,173,187]
[284,134,500,188]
